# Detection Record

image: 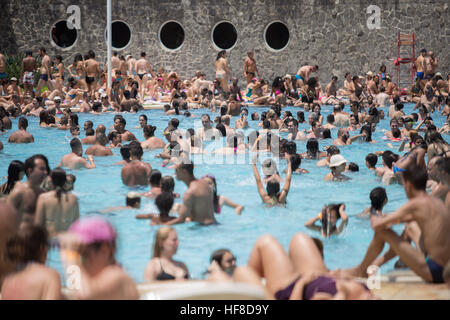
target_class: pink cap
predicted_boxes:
[252,77,257,82]
[69,217,117,244]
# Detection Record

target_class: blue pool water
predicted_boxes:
[0,103,447,283]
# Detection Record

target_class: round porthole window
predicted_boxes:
[105,21,132,50]
[264,21,290,51]
[50,20,78,50]
[211,21,238,50]
[159,21,185,51]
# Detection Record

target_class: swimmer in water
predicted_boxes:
[305,203,348,238]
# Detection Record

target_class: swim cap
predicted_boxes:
[69,217,117,245]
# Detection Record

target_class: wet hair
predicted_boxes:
[143,125,157,138]
[51,168,67,202]
[161,176,175,193]
[6,224,48,265]
[18,117,28,129]
[285,141,297,155]
[262,120,271,129]
[4,160,25,195]
[382,151,396,169]
[216,123,226,137]
[70,138,82,152]
[251,112,259,120]
[322,128,331,139]
[297,111,305,123]
[84,120,93,129]
[291,154,302,171]
[435,157,450,176]
[370,187,387,211]
[24,154,50,177]
[210,248,232,267]
[126,193,141,207]
[365,153,378,168]
[84,128,94,136]
[360,125,372,142]
[402,164,427,191]
[327,145,340,156]
[326,114,335,124]
[149,170,162,186]
[266,180,280,197]
[392,127,401,138]
[155,192,174,215]
[321,203,343,236]
[347,162,359,172]
[129,141,143,159]
[70,114,79,126]
[306,138,319,158]
[180,163,194,175]
[120,144,131,161]
[39,110,49,124]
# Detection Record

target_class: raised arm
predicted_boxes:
[252,163,267,201]
[304,213,322,232]
[278,156,293,202]
[335,204,348,234]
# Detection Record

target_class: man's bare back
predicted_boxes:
[35,191,80,237]
[59,153,93,170]
[7,182,44,225]
[121,160,152,186]
[85,145,113,156]
[183,179,216,225]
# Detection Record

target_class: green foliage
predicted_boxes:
[4,53,42,88]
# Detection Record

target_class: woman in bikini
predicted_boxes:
[67,54,87,90]
[51,55,65,92]
[252,154,292,207]
[233,233,376,300]
[143,227,189,282]
[426,131,450,163]
[215,50,230,92]
[202,175,244,215]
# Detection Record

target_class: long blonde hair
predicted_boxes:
[152,227,176,258]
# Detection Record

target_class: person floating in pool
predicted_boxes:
[305,203,348,238]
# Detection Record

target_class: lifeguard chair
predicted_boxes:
[395,32,416,90]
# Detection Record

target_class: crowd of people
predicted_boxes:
[0,45,450,300]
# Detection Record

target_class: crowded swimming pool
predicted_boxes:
[0,103,447,283]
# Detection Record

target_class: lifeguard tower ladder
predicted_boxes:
[395,32,416,89]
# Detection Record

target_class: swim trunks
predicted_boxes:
[85,76,95,84]
[296,74,305,82]
[425,73,435,79]
[40,74,49,82]
[23,72,34,85]
[416,72,424,80]
[0,72,7,79]
[426,257,444,283]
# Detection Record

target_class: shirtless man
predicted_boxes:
[286,118,306,141]
[121,142,152,186]
[296,65,318,88]
[35,168,79,238]
[21,50,36,98]
[135,52,156,98]
[333,128,363,146]
[111,51,120,72]
[165,162,216,225]
[58,138,96,170]
[0,202,18,287]
[8,117,34,143]
[85,133,113,156]
[332,104,350,127]
[424,51,438,79]
[374,86,390,108]
[323,76,340,105]
[7,154,49,226]
[415,49,427,81]
[243,51,260,84]
[342,165,450,284]
[36,47,53,97]
[126,55,137,77]
[85,50,102,97]
[116,117,137,142]
[196,114,221,142]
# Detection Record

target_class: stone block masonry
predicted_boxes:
[0,0,448,86]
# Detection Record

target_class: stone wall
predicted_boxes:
[1,0,449,87]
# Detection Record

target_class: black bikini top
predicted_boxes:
[155,259,189,281]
